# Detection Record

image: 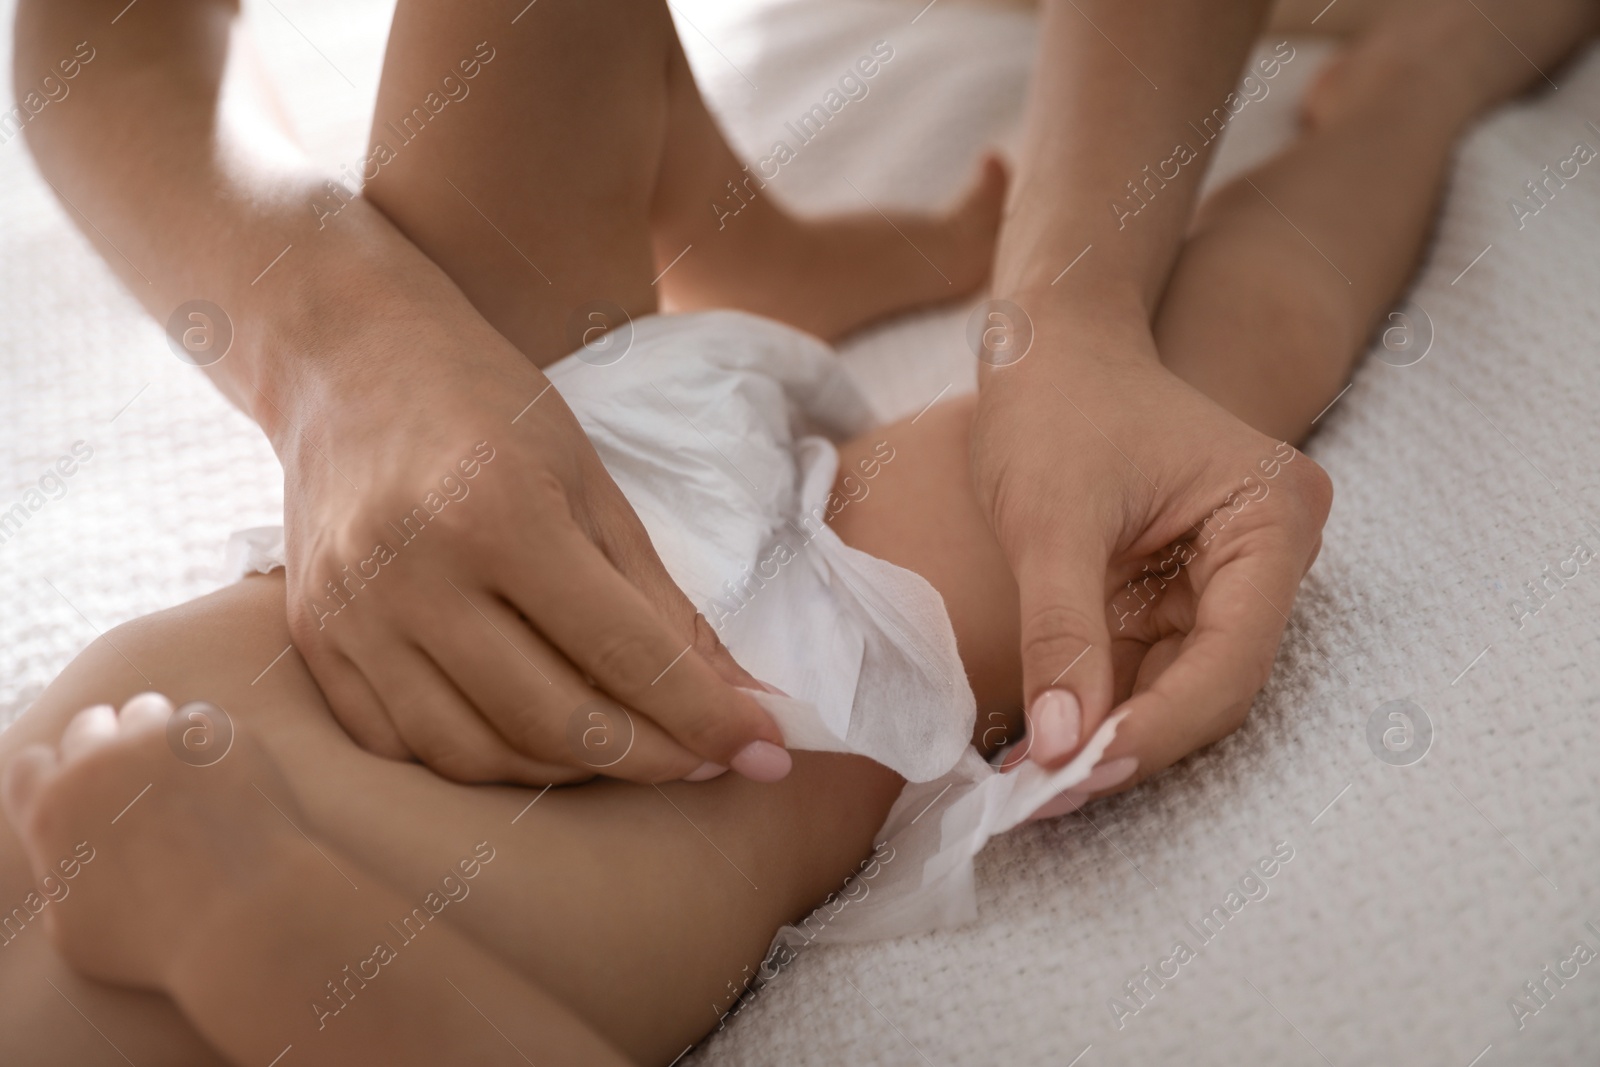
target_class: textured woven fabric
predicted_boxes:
[2,1,1598,1063]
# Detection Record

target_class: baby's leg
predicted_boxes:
[362,0,1003,351]
[4,696,633,1066]
[1157,0,1598,443]
[0,577,903,1065]
[647,49,1006,341]
[359,0,674,367]
[1268,0,1394,36]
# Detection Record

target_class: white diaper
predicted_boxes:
[228,310,1121,944]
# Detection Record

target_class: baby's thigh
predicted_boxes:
[1270,0,1391,33]
[0,585,300,1064]
[829,395,1025,746]
[0,574,899,1065]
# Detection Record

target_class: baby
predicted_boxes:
[2,0,1595,1063]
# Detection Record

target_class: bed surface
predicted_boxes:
[2,1,1598,1063]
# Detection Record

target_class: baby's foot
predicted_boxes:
[0,693,301,990]
[661,155,1007,341]
[1301,0,1599,129]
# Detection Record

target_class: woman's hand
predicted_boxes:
[276,311,789,787]
[973,311,1332,790]
[14,0,788,791]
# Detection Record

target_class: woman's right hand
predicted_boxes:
[274,313,790,787]
[11,0,785,790]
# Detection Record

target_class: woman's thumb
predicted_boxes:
[1016,554,1115,769]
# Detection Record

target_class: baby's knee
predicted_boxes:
[8,576,311,757]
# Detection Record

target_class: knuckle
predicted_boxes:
[329,703,411,762]
[1020,605,1100,675]
[1216,696,1255,739]
[588,632,660,692]
[692,613,727,659]
[504,702,568,763]
[284,600,315,640]
[589,500,659,564]
[286,572,357,640]
[332,526,375,568]
[557,694,647,770]
[1243,645,1279,697]
[1284,456,1335,526]
[674,706,757,762]
[426,498,480,543]
[519,469,576,530]
[690,613,751,684]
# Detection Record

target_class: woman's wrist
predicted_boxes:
[992,176,1157,305]
[988,223,1159,379]
[242,214,516,454]
[975,284,1161,397]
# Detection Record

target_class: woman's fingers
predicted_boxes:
[1092,634,1199,789]
[1095,488,1324,788]
[498,510,791,782]
[290,631,414,763]
[1015,521,1118,770]
[1026,755,1141,821]
[351,632,588,786]
[422,584,707,783]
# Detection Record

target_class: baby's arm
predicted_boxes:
[1,695,627,1067]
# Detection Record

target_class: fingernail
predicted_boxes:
[730,740,792,783]
[1029,756,1139,822]
[684,761,728,782]
[1077,756,1138,795]
[1027,690,1081,765]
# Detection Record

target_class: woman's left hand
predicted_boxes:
[972,310,1333,795]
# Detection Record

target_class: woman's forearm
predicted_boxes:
[994,0,1274,326]
[12,0,475,446]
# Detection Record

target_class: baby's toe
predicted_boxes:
[58,703,119,761]
[118,691,175,734]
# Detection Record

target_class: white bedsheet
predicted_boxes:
[2,1,1598,1063]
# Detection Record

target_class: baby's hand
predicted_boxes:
[660,155,1008,341]
[0,693,301,990]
